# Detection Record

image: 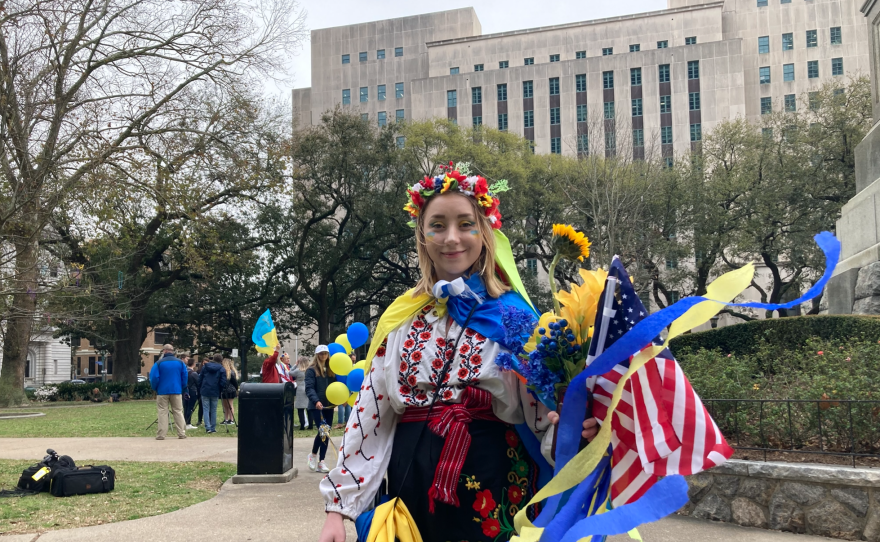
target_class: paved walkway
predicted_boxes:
[0,438,835,541]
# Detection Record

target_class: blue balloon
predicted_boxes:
[336,374,347,384]
[328,343,346,356]
[347,322,370,349]
[346,368,365,393]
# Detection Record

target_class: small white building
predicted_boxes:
[0,327,73,387]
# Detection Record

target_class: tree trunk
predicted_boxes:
[112,310,147,384]
[239,336,249,382]
[0,233,39,406]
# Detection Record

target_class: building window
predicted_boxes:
[758,36,770,54]
[359,52,367,62]
[760,66,771,84]
[575,74,586,92]
[578,134,589,154]
[831,27,842,45]
[378,111,386,126]
[781,0,790,4]
[757,0,767,6]
[447,90,457,107]
[689,92,700,110]
[602,47,613,56]
[396,109,405,121]
[632,98,643,117]
[497,84,507,101]
[685,36,697,45]
[808,60,819,78]
[546,106,559,125]
[605,131,616,151]
[395,82,404,99]
[784,94,796,112]
[551,137,561,154]
[761,96,772,114]
[473,116,482,126]
[342,89,350,105]
[687,60,700,80]
[576,50,586,59]
[342,54,350,64]
[499,60,509,69]
[524,57,534,65]
[524,110,534,128]
[550,77,560,95]
[784,63,795,81]
[661,125,673,145]
[397,136,406,148]
[630,44,640,52]
[395,47,403,57]
[806,29,817,48]
[474,63,484,72]
[832,57,843,76]
[472,87,482,105]
[360,87,368,102]
[603,71,614,89]
[377,49,386,59]
[450,67,459,75]
[604,101,614,119]
[659,64,670,83]
[657,40,669,49]
[498,113,508,131]
[526,259,538,276]
[631,67,642,86]
[782,33,793,51]
[690,123,702,142]
[577,104,587,122]
[523,80,534,98]
[660,95,671,113]
[550,54,560,62]
[378,85,386,101]
[633,128,644,147]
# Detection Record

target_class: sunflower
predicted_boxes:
[556,268,608,344]
[551,224,591,262]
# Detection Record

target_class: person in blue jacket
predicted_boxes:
[149,344,189,440]
[199,354,228,433]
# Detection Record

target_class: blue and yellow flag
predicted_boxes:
[252,309,279,355]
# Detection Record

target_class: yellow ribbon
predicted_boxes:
[366,498,424,542]
[512,263,754,541]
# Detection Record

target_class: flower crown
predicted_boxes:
[404,161,510,229]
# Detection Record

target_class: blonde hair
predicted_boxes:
[222,358,237,379]
[310,352,335,378]
[296,356,309,371]
[413,192,509,299]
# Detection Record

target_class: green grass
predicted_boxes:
[0,400,344,439]
[0,459,236,534]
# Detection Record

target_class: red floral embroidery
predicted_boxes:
[411,351,423,362]
[412,320,425,329]
[407,375,417,386]
[419,331,432,340]
[482,519,501,537]
[403,338,415,349]
[399,362,407,372]
[470,354,482,366]
[431,358,443,369]
[399,315,433,406]
[505,430,520,448]
[465,328,476,337]
[376,347,386,357]
[473,489,496,518]
[508,485,524,505]
[435,337,446,348]
[442,389,454,400]
[457,367,469,379]
[459,344,471,354]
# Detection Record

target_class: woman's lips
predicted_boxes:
[441,250,465,258]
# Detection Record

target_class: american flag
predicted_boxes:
[586,257,733,507]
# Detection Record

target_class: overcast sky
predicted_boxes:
[272,0,669,95]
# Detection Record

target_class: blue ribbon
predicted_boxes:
[443,274,538,347]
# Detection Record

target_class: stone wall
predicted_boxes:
[680,460,880,540]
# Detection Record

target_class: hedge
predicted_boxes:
[52,381,155,402]
[669,315,880,357]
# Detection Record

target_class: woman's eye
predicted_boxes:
[460,222,475,228]
[430,222,445,229]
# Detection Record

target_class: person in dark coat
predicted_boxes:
[198,354,228,433]
[184,356,200,429]
[305,345,335,473]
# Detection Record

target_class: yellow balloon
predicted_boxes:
[347,393,358,407]
[335,334,352,354]
[326,382,351,405]
[330,352,353,376]
[353,360,367,372]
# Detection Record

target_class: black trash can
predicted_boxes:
[237,382,295,475]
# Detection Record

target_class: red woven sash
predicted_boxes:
[399,386,499,512]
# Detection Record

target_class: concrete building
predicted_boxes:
[292,0,868,158]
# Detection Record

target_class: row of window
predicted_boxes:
[360,110,406,126]
[758,58,843,84]
[539,124,701,156]
[759,0,816,6]
[757,27,842,53]
[341,47,404,64]
[760,89,843,114]
[342,82,405,104]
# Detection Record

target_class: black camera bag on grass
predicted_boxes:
[14,449,76,493]
[49,465,115,497]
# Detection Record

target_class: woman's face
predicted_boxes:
[423,193,483,283]
[318,352,329,362]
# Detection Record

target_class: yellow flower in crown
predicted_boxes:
[441,175,458,193]
[552,224,591,262]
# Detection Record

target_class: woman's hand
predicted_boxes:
[547,411,599,442]
[316,401,324,410]
[319,512,346,542]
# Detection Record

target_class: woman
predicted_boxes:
[198,354,227,434]
[318,169,598,542]
[290,356,311,431]
[305,344,335,473]
[220,358,239,425]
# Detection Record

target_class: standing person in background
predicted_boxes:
[199,354,228,433]
[261,344,293,384]
[184,356,200,430]
[148,344,188,440]
[305,345,335,473]
[334,352,356,428]
[220,358,239,425]
[290,356,310,431]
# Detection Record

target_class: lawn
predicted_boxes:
[0,459,236,534]
[0,400,343,439]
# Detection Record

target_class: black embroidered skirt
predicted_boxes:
[388,419,540,542]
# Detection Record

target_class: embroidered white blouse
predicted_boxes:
[320,303,554,519]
